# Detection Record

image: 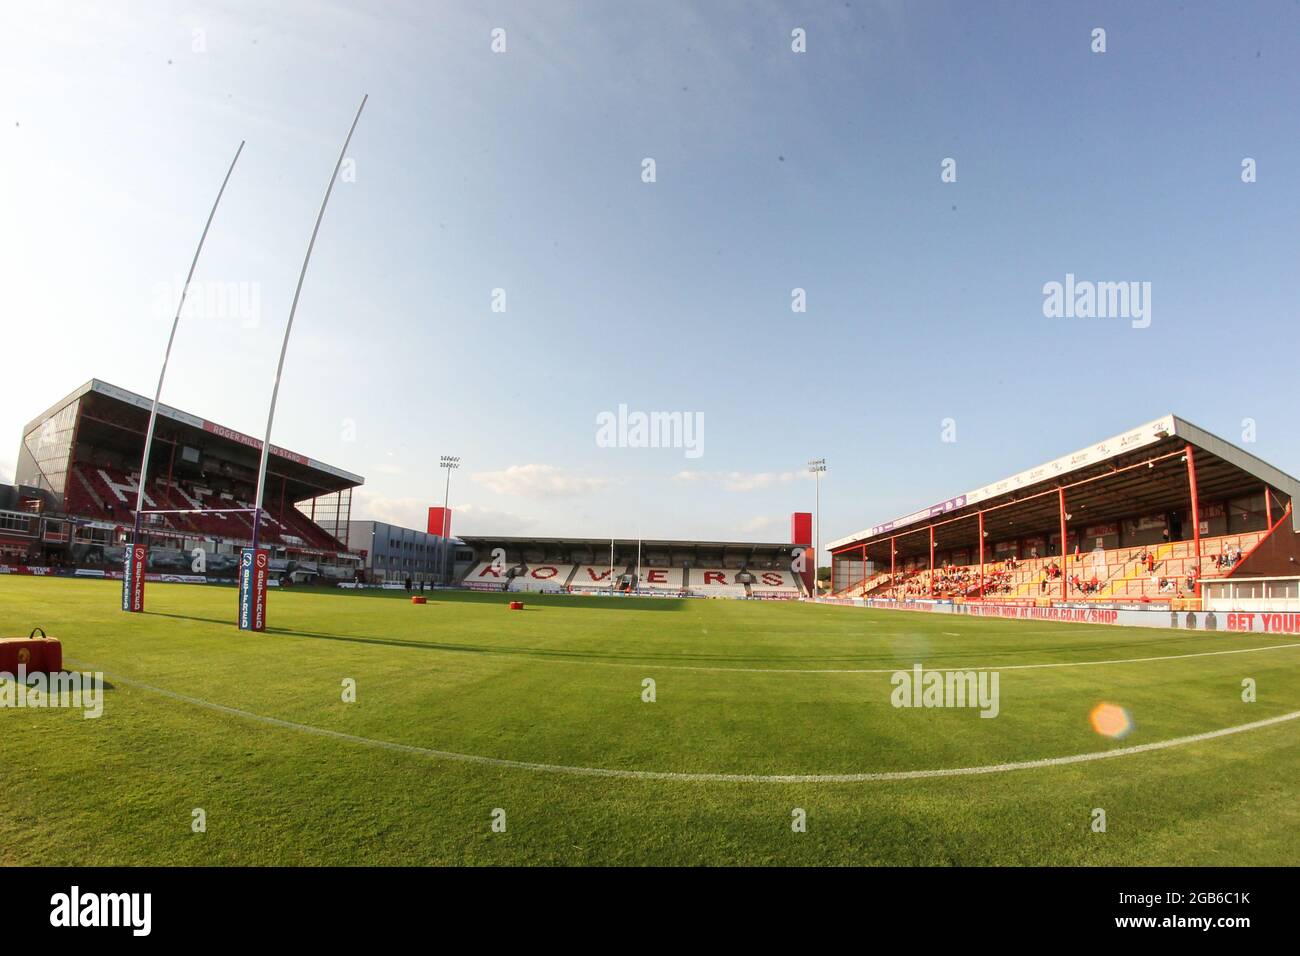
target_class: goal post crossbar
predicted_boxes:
[136,508,259,516]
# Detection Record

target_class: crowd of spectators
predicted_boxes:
[897,561,1018,598]
[857,534,1255,603]
[1213,547,1244,570]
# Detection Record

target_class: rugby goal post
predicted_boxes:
[123,142,244,614]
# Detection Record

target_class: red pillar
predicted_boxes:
[1058,487,1067,601]
[1186,443,1202,597]
[978,511,985,600]
[890,536,896,598]
[861,543,867,592]
[929,525,935,598]
[1265,485,1272,527]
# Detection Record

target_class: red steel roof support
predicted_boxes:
[929,525,935,598]
[1186,443,1202,598]
[1058,486,1068,601]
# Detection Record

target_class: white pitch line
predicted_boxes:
[74,664,1300,784]
[264,640,1297,675]
[253,632,1300,676]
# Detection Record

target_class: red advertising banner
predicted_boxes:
[237,548,269,632]
[122,543,147,612]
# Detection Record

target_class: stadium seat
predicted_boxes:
[748,568,802,597]
[569,565,622,591]
[688,568,748,597]
[508,564,575,592]
[853,528,1275,604]
[636,566,685,592]
[461,562,512,590]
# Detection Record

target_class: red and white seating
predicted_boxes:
[688,568,748,597]
[569,565,621,591]
[508,564,574,592]
[65,463,349,553]
[749,568,802,596]
[840,527,1276,603]
[461,562,511,590]
[636,567,685,592]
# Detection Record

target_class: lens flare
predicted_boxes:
[1089,702,1133,739]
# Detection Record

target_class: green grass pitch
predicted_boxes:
[2,577,1298,865]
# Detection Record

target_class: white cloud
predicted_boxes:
[348,492,537,537]
[472,464,610,498]
[347,491,429,531]
[453,504,540,537]
[0,457,14,485]
[738,515,780,533]
[673,470,811,492]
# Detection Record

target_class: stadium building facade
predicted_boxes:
[827,415,1300,609]
[6,379,365,583]
[346,519,474,586]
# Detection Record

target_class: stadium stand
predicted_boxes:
[687,568,749,598]
[12,379,363,578]
[829,415,1298,608]
[461,562,513,591]
[457,537,809,599]
[508,564,575,592]
[569,565,623,591]
[748,568,802,596]
[866,532,1270,603]
[636,566,686,592]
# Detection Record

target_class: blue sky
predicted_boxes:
[2,1,1298,562]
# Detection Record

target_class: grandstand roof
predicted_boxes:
[29,379,363,498]
[828,414,1300,560]
[459,535,799,557]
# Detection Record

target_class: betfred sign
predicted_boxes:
[121,544,147,612]
[237,548,269,632]
[1223,612,1300,635]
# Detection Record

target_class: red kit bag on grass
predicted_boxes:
[0,628,63,674]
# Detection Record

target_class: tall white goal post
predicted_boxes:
[123,142,245,614]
